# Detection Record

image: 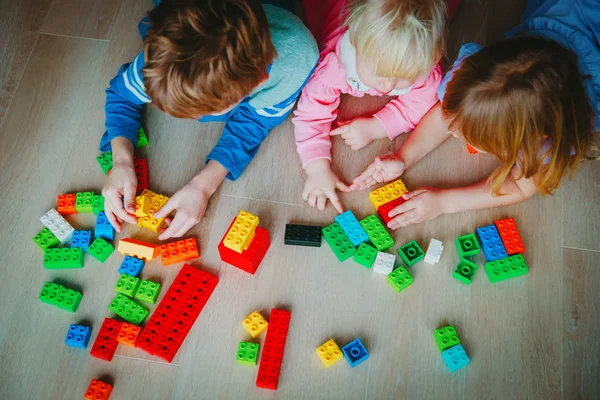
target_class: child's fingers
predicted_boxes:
[158,214,185,240]
[389,209,419,229]
[316,195,326,211]
[123,182,136,214]
[307,193,317,207]
[336,180,350,192]
[325,189,344,213]
[171,220,194,239]
[153,198,177,219]
[402,188,428,200]
[104,208,122,232]
[388,200,415,218]
[329,125,349,136]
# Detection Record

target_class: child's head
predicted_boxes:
[443,36,596,196]
[142,0,276,119]
[347,0,447,94]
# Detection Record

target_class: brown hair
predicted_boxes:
[443,36,595,196]
[143,0,276,118]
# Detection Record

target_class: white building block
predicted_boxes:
[40,208,74,244]
[424,238,444,265]
[373,251,395,275]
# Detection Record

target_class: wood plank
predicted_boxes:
[41,0,122,40]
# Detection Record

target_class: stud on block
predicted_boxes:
[334,210,369,247]
[43,247,84,269]
[108,294,148,325]
[373,251,395,275]
[434,325,460,351]
[441,344,470,372]
[115,273,141,297]
[84,379,113,400]
[322,222,356,262]
[57,193,77,215]
[65,324,91,348]
[136,126,149,148]
[95,212,115,241]
[160,238,199,266]
[453,259,478,285]
[92,194,105,215]
[117,322,141,347]
[387,266,413,293]
[369,179,408,210]
[359,215,394,251]
[341,339,369,368]
[484,254,529,283]
[236,341,259,366]
[242,310,268,338]
[495,218,525,255]
[398,240,424,267]
[224,210,259,253]
[134,280,161,304]
[118,255,145,276]
[71,230,92,251]
[75,192,94,213]
[118,238,159,260]
[33,227,60,250]
[284,224,322,247]
[476,225,508,262]
[96,151,113,175]
[354,242,378,268]
[455,233,481,258]
[377,196,405,224]
[316,339,343,367]
[40,208,74,244]
[424,238,444,265]
[90,318,123,362]
[88,237,114,263]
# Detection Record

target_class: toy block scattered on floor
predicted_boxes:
[135,264,219,363]
[136,126,149,147]
[33,228,60,250]
[92,194,105,215]
[108,294,148,325]
[484,254,529,283]
[117,322,141,347]
[359,215,394,251]
[373,251,395,275]
[341,338,369,367]
[284,224,322,247]
[334,210,368,246]
[455,233,481,258]
[322,222,356,262]
[377,196,405,224]
[65,324,91,348]
[39,282,82,312]
[453,259,478,285]
[495,218,525,255]
[256,309,291,390]
[43,248,84,269]
[424,238,444,265]
[223,210,259,253]
[119,255,145,276]
[442,344,470,372]
[75,192,94,213]
[118,238,160,260]
[88,238,114,263]
[115,273,140,297]
[242,310,268,338]
[316,339,343,367]
[90,318,123,361]
[398,240,424,267]
[387,267,414,293]
[236,342,259,366]
[218,219,270,275]
[96,151,113,175]
[160,238,199,266]
[57,193,77,215]
[134,280,161,304]
[71,230,92,251]
[134,158,149,194]
[354,242,377,268]
[434,325,460,351]
[40,208,74,244]
[368,179,408,210]
[84,379,113,400]
[95,212,115,241]
[476,225,508,262]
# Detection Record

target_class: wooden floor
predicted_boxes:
[0,0,598,399]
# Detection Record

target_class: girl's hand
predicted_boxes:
[329,117,387,150]
[102,161,138,232]
[303,159,350,213]
[387,188,446,229]
[349,154,405,191]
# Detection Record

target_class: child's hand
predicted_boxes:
[387,188,445,229]
[303,159,350,213]
[102,161,138,232]
[329,117,387,150]
[349,154,405,191]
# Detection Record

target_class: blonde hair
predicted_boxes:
[347,0,447,81]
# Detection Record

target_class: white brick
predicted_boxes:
[40,208,74,244]
[424,238,444,265]
[373,251,395,275]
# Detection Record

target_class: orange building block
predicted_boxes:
[84,379,113,400]
[466,144,478,154]
[160,238,200,266]
[118,238,160,260]
[117,322,141,347]
[57,194,77,215]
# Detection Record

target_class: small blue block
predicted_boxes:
[119,255,145,276]
[334,211,369,247]
[441,344,470,372]
[476,224,508,262]
[341,338,369,367]
[70,230,92,251]
[95,211,115,241]
[64,324,91,348]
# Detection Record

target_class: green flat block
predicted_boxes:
[108,294,148,325]
[88,238,114,263]
[134,280,161,304]
[33,228,60,250]
[75,192,94,213]
[115,273,141,297]
[43,248,84,269]
[456,234,481,257]
[136,127,149,148]
[453,258,478,285]
[398,240,424,266]
[39,282,62,305]
[55,287,82,312]
[434,325,460,351]
[359,215,394,251]
[485,254,528,283]
[387,266,414,293]
[96,151,113,174]
[236,341,259,366]
[322,222,356,262]
[353,242,378,268]
[92,194,105,215]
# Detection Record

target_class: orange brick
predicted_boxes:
[118,238,160,260]
[84,379,113,400]
[160,238,200,266]
[57,194,77,215]
[117,323,141,347]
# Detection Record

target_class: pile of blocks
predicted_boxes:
[135,189,169,233]
[434,325,470,372]
[315,338,369,369]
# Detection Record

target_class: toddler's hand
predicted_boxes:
[303,159,350,213]
[349,154,405,191]
[102,161,138,232]
[329,117,387,150]
[387,188,445,229]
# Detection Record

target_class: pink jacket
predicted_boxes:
[292,30,443,168]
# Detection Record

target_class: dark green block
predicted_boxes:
[322,222,356,262]
[43,248,84,269]
[33,228,60,250]
[236,341,259,366]
[75,192,94,213]
[136,127,149,148]
[485,254,528,283]
[88,238,114,263]
[96,151,113,174]
[359,215,394,251]
[284,224,322,247]
[398,240,424,266]
[134,280,161,304]
[434,325,460,351]
[453,258,478,285]
[108,294,148,325]
[387,266,414,293]
[92,194,105,215]
[456,233,481,257]
[354,242,378,268]
[115,273,141,297]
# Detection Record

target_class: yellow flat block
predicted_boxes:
[117,238,160,260]
[316,339,343,367]
[242,310,268,338]
[368,179,408,210]
[223,210,259,253]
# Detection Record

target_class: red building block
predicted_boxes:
[90,318,123,362]
[377,197,405,225]
[256,309,291,390]
[84,379,113,400]
[495,218,525,255]
[57,193,77,215]
[134,158,149,195]
[466,144,478,154]
[160,238,200,266]
[217,218,270,275]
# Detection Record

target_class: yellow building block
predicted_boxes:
[224,210,259,253]
[242,310,268,338]
[135,195,150,217]
[135,190,169,233]
[316,339,343,367]
[117,238,160,260]
[368,179,408,210]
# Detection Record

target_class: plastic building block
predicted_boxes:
[484,254,529,283]
[88,238,114,263]
[38,282,61,305]
[424,238,444,265]
[359,215,394,251]
[43,247,84,269]
[387,267,414,293]
[118,255,145,276]
[236,342,259,366]
[134,280,161,304]
[335,210,369,246]
[70,230,92,251]
[242,310,268,338]
[133,158,149,194]
[56,193,77,215]
[453,258,478,285]
[33,227,60,250]
[134,194,150,217]
[377,196,405,224]
[137,191,168,233]
[84,379,113,400]
[40,208,74,244]
[136,126,149,147]
[75,191,94,213]
[341,338,369,367]
[442,344,470,372]
[117,322,141,347]
[373,251,395,275]
[160,238,200,266]
[38,282,82,312]
[92,194,105,215]
[455,233,481,258]
[65,324,91,348]
[368,179,408,210]
[218,218,271,275]
[256,309,291,390]
[135,264,219,363]
[476,225,508,262]
[118,238,159,260]
[90,318,123,362]
[96,151,113,174]
[398,240,425,267]
[353,242,377,268]
[95,212,115,241]
[224,210,259,253]
[108,294,148,325]
[322,222,356,262]
[284,224,322,247]
[466,144,478,154]
[434,325,460,351]
[316,339,343,367]
[115,273,141,297]
[495,218,525,255]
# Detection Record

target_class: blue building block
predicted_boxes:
[334,210,368,247]
[341,338,369,367]
[64,324,91,348]
[95,211,115,241]
[441,344,470,372]
[476,224,508,262]
[70,230,92,251]
[119,255,145,276]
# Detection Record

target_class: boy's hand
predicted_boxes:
[303,159,350,213]
[102,161,138,232]
[349,154,405,191]
[387,188,445,229]
[329,117,387,150]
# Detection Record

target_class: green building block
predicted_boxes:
[134,280,161,304]
[236,342,259,366]
[115,273,141,297]
[434,325,460,351]
[33,228,60,250]
[484,254,529,283]
[39,282,62,305]
[387,266,414,293]
[322,222,356,262]
[75,192,94,213]
[136,127,149,148]
[456,233,481,257]
[353,242,377,268]
[96,151,113,174]
[108,294,148,325]
[43,248,84,269]
[38,282,82,312]
[398,240,424,266]
[88,238,114,263]
[453,258,478,285]
[92,194,105,215]
[359,215,394,251]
